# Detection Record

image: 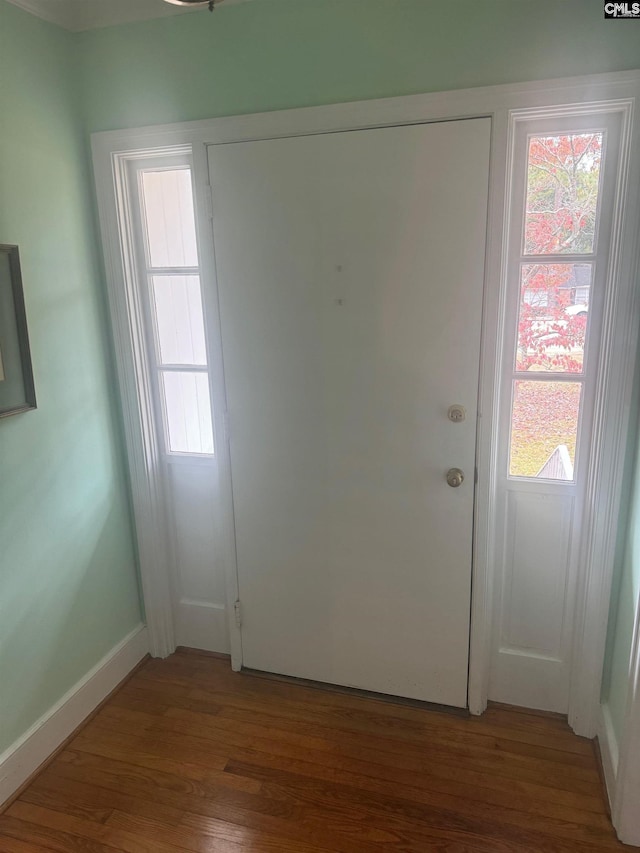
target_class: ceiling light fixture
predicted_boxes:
[164,0,219,11]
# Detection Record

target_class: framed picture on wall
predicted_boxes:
[0,245,36,417]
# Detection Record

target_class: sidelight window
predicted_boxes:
[508,131,605,480]
[137,166,214,456]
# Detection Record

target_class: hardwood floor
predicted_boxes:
[0,651,624,852]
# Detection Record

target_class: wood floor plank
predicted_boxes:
[151,655,575,747]
[6,802,193,853]
[180,800,589,853]
[0,837,57,853]
[136,654,570,733]
[124,667,592,757]
[210,699,596,768]
[137,703,605,795]
[178,796,515,853]
[137,658,574,738]
[115,684,607,811]
[47,749,271,814]
[0,815,124,853]
[107,809,335,853]
[92,718,529,813]
[222,743,609,827]
[214,687,593,756]
[0,652,624,852]
[22,774,186,828]
[68,729,262,794]
[36,741,556,853]
[226,757,620,850]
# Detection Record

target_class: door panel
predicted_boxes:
[208,118,490,707]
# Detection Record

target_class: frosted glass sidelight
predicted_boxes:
[161,371,214,454]
[516,264,591,373]
[141,169,199,268]
[151,275,207,366]
[509,381,582,480]
[524,133,603,255]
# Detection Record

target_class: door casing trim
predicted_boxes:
[91,69,640,737]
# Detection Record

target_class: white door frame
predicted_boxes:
[91,70,640,741]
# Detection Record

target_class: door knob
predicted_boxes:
[446,468,464,488]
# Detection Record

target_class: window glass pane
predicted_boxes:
[509,381,581,480]
[516,263,591,373]
[524,132,603,255]
[141,169,198,268]
[151,275,207,366]
[161,371,214,455]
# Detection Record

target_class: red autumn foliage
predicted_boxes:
[517,264,588,373]
[525,133,602,255]
[517,133,601,374]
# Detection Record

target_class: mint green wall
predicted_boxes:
[77,0,640,133]
[0,1,142,753]
[601,359,640,741]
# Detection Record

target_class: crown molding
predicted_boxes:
[5,0,253,32]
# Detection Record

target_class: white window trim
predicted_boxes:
[91,73,640,771]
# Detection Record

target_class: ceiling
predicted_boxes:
[6,0,254,31]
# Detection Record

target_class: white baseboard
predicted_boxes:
[597,701,619,811]
[0,624,149,808]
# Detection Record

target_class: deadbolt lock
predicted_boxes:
[448,405,466,423]
[446,468,465,488]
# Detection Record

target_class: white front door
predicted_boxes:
[208,118,490,707]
